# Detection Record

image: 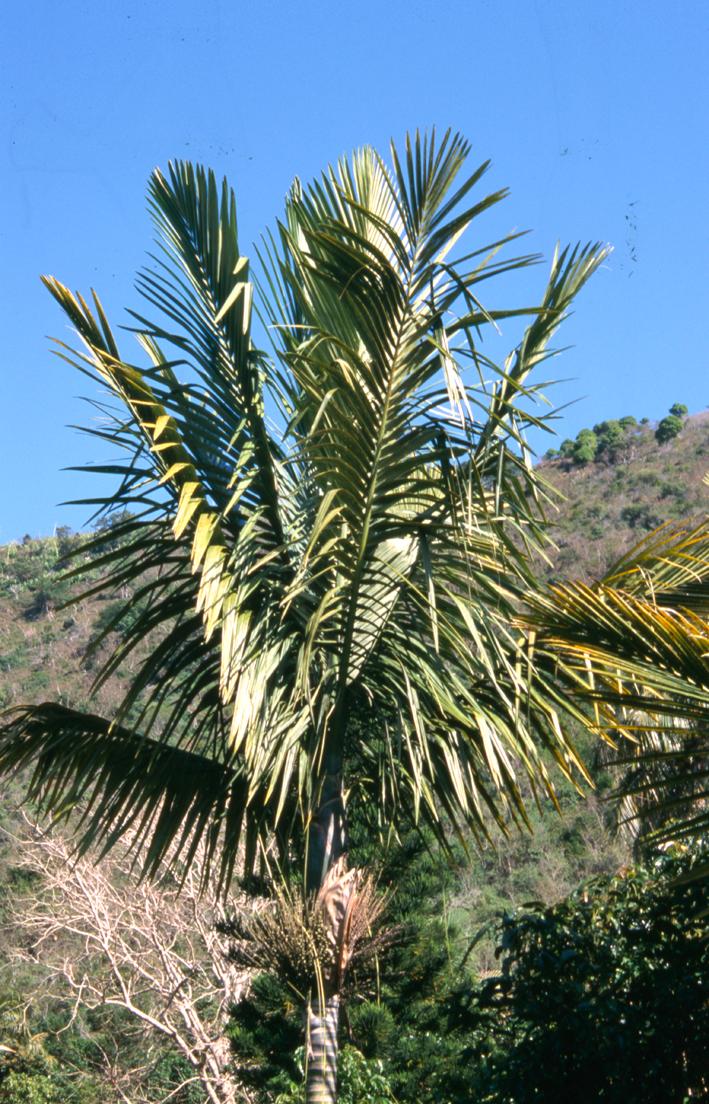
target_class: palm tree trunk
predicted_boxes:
[306,761,347,893]
[306,994,340,1104]
[304,747,347,1104]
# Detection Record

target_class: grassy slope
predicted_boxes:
[0,532,144,719]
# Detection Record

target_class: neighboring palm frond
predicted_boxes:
[527,569,709,852]
[602,518,709,615]
[599,716,708,851]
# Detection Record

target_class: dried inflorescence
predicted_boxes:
[226,858,394,998]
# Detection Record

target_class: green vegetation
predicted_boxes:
[461,847,707,1103]
[545,405,690,467]
[0,999,200,1104]
[228,838,707,1104]
[573,427,598,464]
[656,413,685,443]
[547,416,641,464]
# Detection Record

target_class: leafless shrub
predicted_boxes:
[4,815,255,1104]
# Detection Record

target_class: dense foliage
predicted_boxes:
[461,847,708,1103]
[0,1001,200,1104]
[656,413,685,444]
[231,844,707,1104]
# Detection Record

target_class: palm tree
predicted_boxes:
[0,130,658,1101]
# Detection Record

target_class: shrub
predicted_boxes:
[572,429,597,464]
[655,414,684,444]
[620,505,663,530]
[459,848,708,1104]
[669,402,688,418]
[0,1072,60,1104]
[573,442,595,464]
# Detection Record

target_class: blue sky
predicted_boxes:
[1,0,707,541]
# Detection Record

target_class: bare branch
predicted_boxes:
[5,815,255,1104]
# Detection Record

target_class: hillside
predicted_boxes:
[0,528,139,719]
[539,409,709,579]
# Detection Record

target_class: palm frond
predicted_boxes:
[527,577,709,852]
[0,703,261,891]
[602,517,709,615]
[603,719,709,850]
[265,132,609,735]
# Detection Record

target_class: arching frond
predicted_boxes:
[0,704,257,892]
[527,574,709,851]
[602,517,709,615]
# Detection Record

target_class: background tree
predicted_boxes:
[656,410,685,443]
[594,419,630,462]
[554,418,642,467]
[4,819,249,1104]
[572,428,598,464]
